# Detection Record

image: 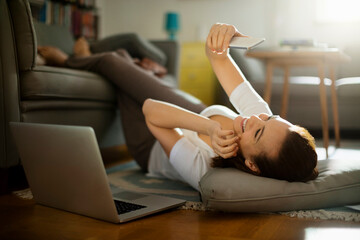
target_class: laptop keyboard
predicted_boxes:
[114,200,146,214]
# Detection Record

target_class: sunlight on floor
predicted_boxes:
[315,139,360,161]
[317,147,360,161]
[305,227,360,240]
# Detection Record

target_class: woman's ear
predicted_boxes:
[244,159,260,174]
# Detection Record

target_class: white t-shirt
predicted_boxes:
[147,81,272,190]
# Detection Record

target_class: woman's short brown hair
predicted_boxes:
[212,126,318,182]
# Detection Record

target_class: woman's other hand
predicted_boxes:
[208,121,239,158]
[206,23,245,60]
[137,58,168,78]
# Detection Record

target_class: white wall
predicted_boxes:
[98,0,271,43]
[267,0,360,77]
[98,0,360,46]
[271,0,360,49]
[98,0,360,76]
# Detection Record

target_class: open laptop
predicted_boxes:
[10,122,185,223]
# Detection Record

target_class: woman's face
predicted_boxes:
[233,113,292,161]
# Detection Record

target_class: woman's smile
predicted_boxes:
[233,116,248,137]
[241,117,248,133]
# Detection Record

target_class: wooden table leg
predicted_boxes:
[329,65,341,147]
[281,66,290,118]
[264,61,273,105]
[318,63,329,158]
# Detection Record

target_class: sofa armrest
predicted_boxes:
[150,40,180,81]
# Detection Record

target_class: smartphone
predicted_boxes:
[229,37,265,50]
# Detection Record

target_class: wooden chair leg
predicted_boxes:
[264,62,273,105]
[330,66,341,147]
[318,63,329,158]
[280,66,290,119]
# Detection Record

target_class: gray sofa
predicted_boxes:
[220,49,360,136]
[0,0,179,193]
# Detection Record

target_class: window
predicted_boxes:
[316,0,360,23]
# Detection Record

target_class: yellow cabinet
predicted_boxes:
[179,42,216,105]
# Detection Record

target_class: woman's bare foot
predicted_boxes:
[73,37,92,57]
[37,46,68,67]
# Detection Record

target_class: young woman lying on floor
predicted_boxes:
[142,23,318,190]
[37,23,318,191]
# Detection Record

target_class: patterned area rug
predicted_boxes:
[281,207,360,222]
[106,160,360,221]
[106,160,205,211]
[13,160,360,221]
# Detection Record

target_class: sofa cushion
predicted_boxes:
[33,21,75,55]
[336,77,360,129]
[20,66,116,102]
[20,100,115,113]
[199,157,360,212]
[336,77,360,100]
[250,77,333,128]
[230,49,265,82]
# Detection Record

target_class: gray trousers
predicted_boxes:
[66,51,206,171]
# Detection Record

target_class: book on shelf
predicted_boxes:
[29,0,45,5]
[29,0,98,40]
[53,2,60,25]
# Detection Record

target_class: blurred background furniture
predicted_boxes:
[179,42,216,105]
[217,49,360,144]
[0,0,180,194]
[246,48,350,155]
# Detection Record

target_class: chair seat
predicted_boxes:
[20,66,117,102]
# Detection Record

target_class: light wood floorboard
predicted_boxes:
[1,144,359,240]
[1,193,359,240]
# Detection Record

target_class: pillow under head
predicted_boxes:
[199,157,360,212]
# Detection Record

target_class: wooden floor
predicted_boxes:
[1,145,359,240]
[1,194,359,240]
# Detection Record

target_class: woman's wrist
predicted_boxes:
[206,47,230,62]
[206,119,221,136]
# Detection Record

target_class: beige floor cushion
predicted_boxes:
[199,156,360,212]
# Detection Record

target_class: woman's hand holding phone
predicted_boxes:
[206,23,245,60]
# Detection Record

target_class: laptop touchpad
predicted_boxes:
[113,191,147,201]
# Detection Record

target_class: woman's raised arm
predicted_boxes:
[206,23,247,97]
[142,99,238,158]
